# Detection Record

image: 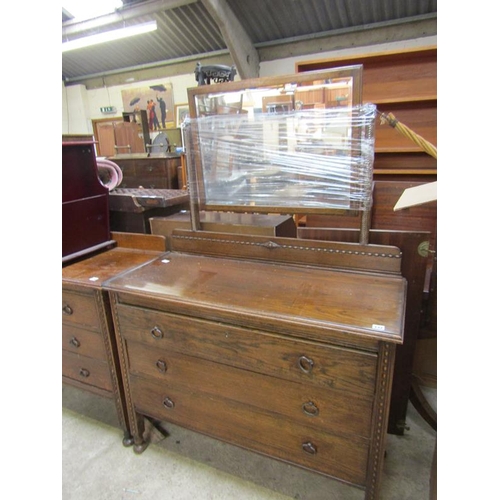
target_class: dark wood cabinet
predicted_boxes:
[62,137,113,263]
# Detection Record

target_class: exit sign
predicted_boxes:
[100,106,116,114]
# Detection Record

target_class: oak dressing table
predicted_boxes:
[103,68,407,499]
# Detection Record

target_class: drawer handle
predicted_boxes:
[150,326,164,340]
[156,360,168,373]
[302,441,317,455]
[298,355,314,373]
[302,401,319,417]
[163,397,175,409]
[62,304,73,315]
[79,368,90,378]
[69,337,81,348]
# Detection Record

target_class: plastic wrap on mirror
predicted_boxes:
[183,104,377,212]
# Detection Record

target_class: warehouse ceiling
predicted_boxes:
[62,0,437,87]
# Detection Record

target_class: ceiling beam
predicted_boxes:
[257,15,437,61]
[63,0,198,36]
[200,0,259,79]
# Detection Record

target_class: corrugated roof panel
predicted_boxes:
[62,0,437,81]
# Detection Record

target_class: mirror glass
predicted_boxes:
[193,76,355,117]
[185,67,374,215]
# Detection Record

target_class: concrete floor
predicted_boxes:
[62,385,436,500]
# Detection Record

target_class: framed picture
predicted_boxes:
[175,104,190,128]
[121,83,174,130]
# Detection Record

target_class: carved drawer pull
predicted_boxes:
[156,360,168,373]
[163,397,175,409]
[79,368,90,378]
[69,337,81,348]
[302,441,317,455]
[298,355,314,373]
[302,401,319,417]
[62,304,73,315]
[150,326,164,340]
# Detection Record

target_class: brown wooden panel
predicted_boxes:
[305,181,437,243]
[61,289,100,331]
[62,324,106,361]
[116,304,378,398]
[109,249,406,344]
[111,232,167,251]
[374,152,437,173]
[130,374,370,486]
[126,340,374,437]
[375,101,437,152]
[362,52,437,103]
[296,48,437,103]
[370,181,437,235]
[62,248,162,287]
[62,351,113,392]
[134,160,167,177]
[93,121,117,157]
[114,121,145,153]
[171,230,403,274]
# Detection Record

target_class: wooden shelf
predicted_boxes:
[366,96,437,105]
[297,47,437,172]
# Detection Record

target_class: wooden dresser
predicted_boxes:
[62,232,166,445]
[104,231,406,499]
[108,153,182,189]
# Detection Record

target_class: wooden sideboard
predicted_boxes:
[108,153,183,190]
[104,230,406,500]
[62,232,166,444]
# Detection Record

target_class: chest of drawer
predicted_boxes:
[127,341,373,437]
[62,324,107,361]
[130,373,370,486]
[62,351,113,392]
[62,289,100,331]
[115,304,377,398]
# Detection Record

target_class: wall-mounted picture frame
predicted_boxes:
[122,83,175,130]
[175,104,190,128]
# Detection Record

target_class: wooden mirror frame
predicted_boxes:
[185,65,375,243]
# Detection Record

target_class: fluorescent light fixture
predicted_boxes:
[62,20,157,52]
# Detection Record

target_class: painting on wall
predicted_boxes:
[175,104,190,128]
[122,83,175,130]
